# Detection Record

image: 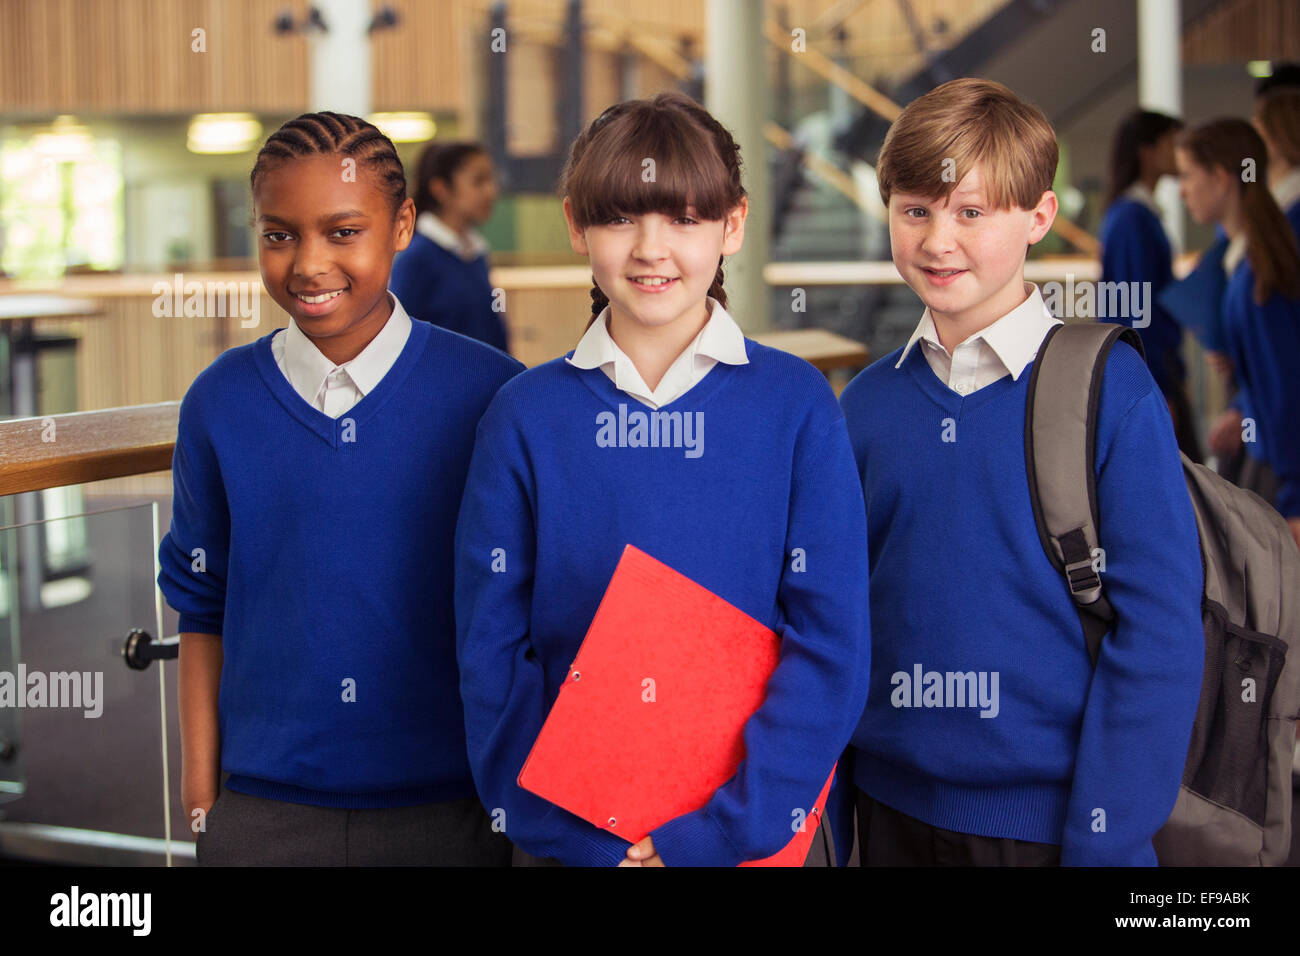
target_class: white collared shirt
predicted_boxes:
[1273,167,1300,213]
[1223,234,1247,276]
[271,292,413,417]
[1123,181,1163,217]
[895,283,1063,395]
[566,296,750,409]
[416,211,489,261]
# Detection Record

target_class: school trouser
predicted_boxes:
[855,789,1061,866]
[196,785,513,866]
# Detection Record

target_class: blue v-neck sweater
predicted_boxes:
[390,233,509,353]
[157,319,523,808]
[454,343,872,866]
[839,341,1203,866]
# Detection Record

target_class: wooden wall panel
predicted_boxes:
[371,0,467,113]
[1183,0,1300,64]
[0,0,309,115]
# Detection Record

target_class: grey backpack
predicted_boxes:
[1026,321,1300,866]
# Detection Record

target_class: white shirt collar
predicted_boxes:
[895,283,1061,381]
[1273,167,1300,213]
[281,291,413,400]
[1223,234,1248,275]
[565,297,749,407]
[567,295,748,373]
[416,211,489,261]
[1122,181,1164,218]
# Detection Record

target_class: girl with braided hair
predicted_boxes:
[158,112,523,865]
[453,93,871,866]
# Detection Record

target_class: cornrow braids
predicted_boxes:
[250,111,408,217]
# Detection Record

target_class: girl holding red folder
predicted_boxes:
[454,92,872,866]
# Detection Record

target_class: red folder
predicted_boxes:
[518,543,835,866]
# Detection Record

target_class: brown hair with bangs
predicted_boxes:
[559,92,747,324]
[877,78,1058,212]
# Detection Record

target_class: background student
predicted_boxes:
[454,92,871,867]
[1255,88,1300,238]
[1178,118,1300,551]
[158,112,523,866]
[839,79,1204,866]
[389,141,511,353]
[1098,109,1201,461]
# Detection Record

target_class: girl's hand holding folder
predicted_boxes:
[626,836,664,866]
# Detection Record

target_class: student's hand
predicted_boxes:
[181,784,218,833]
[625,835,664,866]
[1206,351,1234,382]
[1208,409,1243,458]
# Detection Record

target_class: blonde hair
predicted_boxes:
[1255,88,1300,167]
[877,78,1058,211]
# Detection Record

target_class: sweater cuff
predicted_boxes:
[178,612,223,636]
[555,824,634,867]
[649,809,743,867]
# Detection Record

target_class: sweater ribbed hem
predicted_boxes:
[853,752,1067,846]
[177,613,222,636]
[650,808,744,868]
[225,774,477,809]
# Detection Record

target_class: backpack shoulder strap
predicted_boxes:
[1024,322,1145,668]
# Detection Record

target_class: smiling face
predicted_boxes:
[888,164,1056,337]
[432,150,498,228]
[563,196,747,334]
[254,152,415,364]
[1175,146,1231,225]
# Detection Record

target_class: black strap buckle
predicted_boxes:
[1065,557,1101,596]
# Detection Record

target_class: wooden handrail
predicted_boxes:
[0,403,178,497]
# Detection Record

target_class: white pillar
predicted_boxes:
[309,0,372,117]
[706,0,771,332]
[1138,0,1183,251]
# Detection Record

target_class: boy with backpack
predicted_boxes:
[839,78,1205,865]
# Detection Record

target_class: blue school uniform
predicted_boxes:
[390,216,509,354]
[1098,186,1184,395]
[157,319,523,807]
[1221,257,1300,518]
[453,340,872,866]
[839,330,1203,865]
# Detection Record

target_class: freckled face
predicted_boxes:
[888,165,1055,331]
